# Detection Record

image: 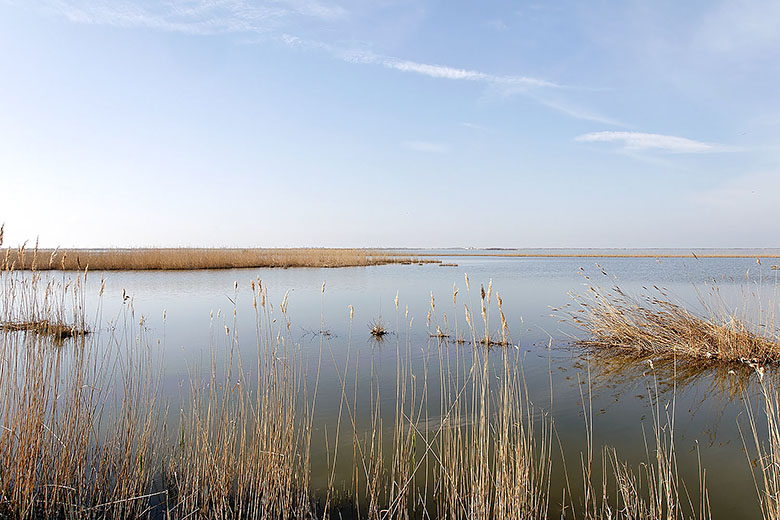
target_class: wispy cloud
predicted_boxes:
[280,34,624,125]
[575,131,721,153]
[382,56,559,89]
[31,0,345,35]
[23,1,619,126]
[281,36,559,89]
[403,141,449,153]
[281,0,347,21]
[531,96,625,126]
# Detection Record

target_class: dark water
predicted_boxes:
[55,255,780,517]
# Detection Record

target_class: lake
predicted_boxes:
[5,252,779,518]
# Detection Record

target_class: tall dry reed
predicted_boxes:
[744,370,780,520]
[166,279,315,519]
[1,244,88,338]
[564,268,780,365]
[575,367,710,520]
[0,269,163,518]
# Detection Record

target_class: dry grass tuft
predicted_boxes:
[565,281,780,365]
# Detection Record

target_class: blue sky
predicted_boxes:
[1,0,779,248]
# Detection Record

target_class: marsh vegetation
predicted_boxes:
[563,266,780,365]
[0,246,438,271]
[1,250,779,519]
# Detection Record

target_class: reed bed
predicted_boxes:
[564,272,780,365]
[0,286,163,518]
[1,247,436,271]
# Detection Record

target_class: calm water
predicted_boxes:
[52,255,780,517]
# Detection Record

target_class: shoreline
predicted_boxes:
[407,252,780,259]
[2,247,779,272]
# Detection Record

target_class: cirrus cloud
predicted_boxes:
[26,0,347,36]
[575,131,720,153]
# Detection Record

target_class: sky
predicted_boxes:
[1,0,779,248]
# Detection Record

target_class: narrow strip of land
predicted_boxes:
[1,248,438,270]
[409,252,780,258]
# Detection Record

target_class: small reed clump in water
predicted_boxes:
[0,320,87,340]
[1,240,90,341]
[369,318,388,338]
